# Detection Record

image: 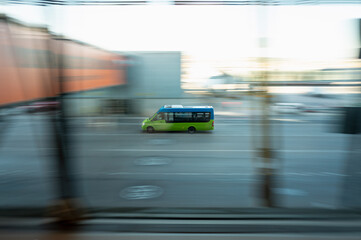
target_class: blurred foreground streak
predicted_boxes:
[0,14,127,222]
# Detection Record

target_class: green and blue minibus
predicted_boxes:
[142,105,214,133]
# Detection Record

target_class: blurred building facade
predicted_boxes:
[0,14,128,116]
[116,51,183,116]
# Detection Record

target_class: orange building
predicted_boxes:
[0,14,126,107]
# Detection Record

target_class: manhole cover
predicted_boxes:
[134,157,172,166]
[148,138,174,145]
[274,188,307,196]
[120,185,163,200]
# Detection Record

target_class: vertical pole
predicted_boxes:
[255,5,276,207]
[259,68,275,207]
[48,36,83,224]
[340,19,361,209]
[40,5,84,222]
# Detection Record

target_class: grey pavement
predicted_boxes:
[0,112,360,209]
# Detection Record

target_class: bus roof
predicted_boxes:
[162,105,213,109]
[158,105,214,115]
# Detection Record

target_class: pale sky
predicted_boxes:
[1,4,360,60]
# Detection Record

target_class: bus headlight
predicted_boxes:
[142,122,145,126]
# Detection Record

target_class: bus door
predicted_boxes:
[164,112,175,130]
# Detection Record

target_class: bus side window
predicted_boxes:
[174,112,192,122]
[205,112,210,122]
[166,112,174,123]
[192,112,197,122]
[193,112,203,122]
[153,113,164,121]
[159,113,166,120]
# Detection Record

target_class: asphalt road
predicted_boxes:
[0,113,360,209]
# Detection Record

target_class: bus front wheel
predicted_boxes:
[188,127,196,134]
[147,126,155,133]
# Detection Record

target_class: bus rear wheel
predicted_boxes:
[188,127,196,134]
[147,126,155,133]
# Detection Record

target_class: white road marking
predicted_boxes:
[134,157,172,166]
[4,133,344,137]
[207,123,320,126]
[120,185,163,200]
[93,149,348,153]
[1,148,348,153]
[270,118,306,122]
[106,172,346,177]
[87,123,140,125]
[13,123,328,127]
[321,172,347,176]
[0,171,349,178]
[108,172,254,176]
